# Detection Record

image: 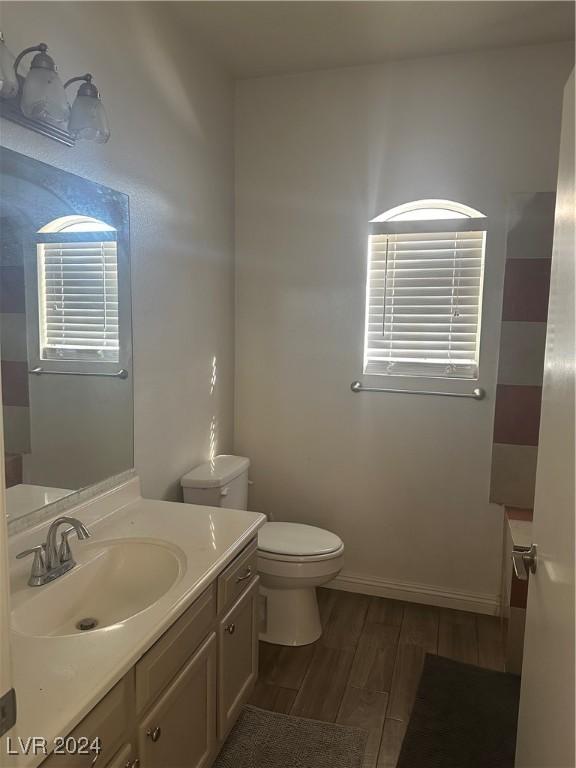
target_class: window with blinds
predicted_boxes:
[364,209,487,379]
[37,229,119,363]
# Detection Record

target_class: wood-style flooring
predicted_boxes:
[249,589,506,768]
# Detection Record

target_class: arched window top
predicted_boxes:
[38,214,115,233]
[370,199,485,223]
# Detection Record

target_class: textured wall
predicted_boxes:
[235,43,572,607]
[0,2,236,499]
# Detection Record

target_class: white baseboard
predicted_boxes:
[328,571,501,616]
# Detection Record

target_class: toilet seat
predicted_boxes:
[258,545,344,564]
[258,522,343,561]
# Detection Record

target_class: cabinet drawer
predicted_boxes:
[217,539,258,613]
[136,585,216,713]
[42,673,133,768]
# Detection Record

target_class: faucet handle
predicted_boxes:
[16,545,47,581]
[58,527,79,565]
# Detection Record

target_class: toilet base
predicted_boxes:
[259,584,322,646]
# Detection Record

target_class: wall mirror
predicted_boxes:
[0,147,133,531]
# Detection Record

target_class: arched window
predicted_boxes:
[364,199,487,379]
[36,215,119,363]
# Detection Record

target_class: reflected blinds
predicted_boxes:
[37,233,119,362]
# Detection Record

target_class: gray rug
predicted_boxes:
[214,705,368,768]
[397,654,521,768]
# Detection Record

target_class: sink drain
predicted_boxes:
[76,617,98,631]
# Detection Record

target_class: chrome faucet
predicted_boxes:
[16,516,90,586]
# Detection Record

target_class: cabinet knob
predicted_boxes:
[147,726,162,742]
[235,567,252,583]
[225,623,236,635]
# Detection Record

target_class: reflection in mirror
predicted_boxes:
[0,147,133,529]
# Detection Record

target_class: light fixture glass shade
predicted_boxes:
[69,92,110,143]
[20,66,70,126]
[0,36,18,97]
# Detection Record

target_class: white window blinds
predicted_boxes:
[37,233,119,362]
[364,218,486,379]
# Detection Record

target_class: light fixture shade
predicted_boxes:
[69,89,110,143]
[20,65,70,126]
[0,35,18,97]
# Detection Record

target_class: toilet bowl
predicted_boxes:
[181,455,344,647]
[258,522,344,646]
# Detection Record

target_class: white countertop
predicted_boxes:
[1,477,265,767]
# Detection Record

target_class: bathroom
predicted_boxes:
[0,2,574,767]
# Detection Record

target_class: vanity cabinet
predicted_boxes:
[217,540,258,612]
[138,633,216,768]
[40,538,259,768]
[135,587,216,714]
[104,744,135,768]
[42,675,134,768]
[218,578,259,739]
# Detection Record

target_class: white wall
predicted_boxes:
[235,43,573,608]
[0,2,235,499]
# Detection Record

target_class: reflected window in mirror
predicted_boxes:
[35,216,119,365]
[0,147,133,529]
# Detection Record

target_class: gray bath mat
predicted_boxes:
[397,654,521,768]
[214,705,368,768]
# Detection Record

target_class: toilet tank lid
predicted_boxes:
[181,455,250,488]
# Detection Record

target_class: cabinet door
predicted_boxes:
[138,633,216,768]
[41,675,134,768]
[104,744,134,768]
[218,577,259,739]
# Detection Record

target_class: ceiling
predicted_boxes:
[171,1,575,78]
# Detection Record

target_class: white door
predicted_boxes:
[515,71,575,768]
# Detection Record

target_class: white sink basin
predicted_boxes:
[12,538,186,637]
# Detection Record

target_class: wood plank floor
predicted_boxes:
[249,589,506,768]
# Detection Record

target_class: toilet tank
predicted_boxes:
[181,455,250,510]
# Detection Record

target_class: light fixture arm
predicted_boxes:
[64,73,99,98]
[64,73,92,88]
[13,43,51,81]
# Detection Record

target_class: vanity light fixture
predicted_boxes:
[0,32,110,146]
[66,74,110,143]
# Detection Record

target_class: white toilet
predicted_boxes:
[181,455,344,646]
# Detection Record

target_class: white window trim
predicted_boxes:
[370,198,484,222]
[37,231,120,364]
[26,216,126,375]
